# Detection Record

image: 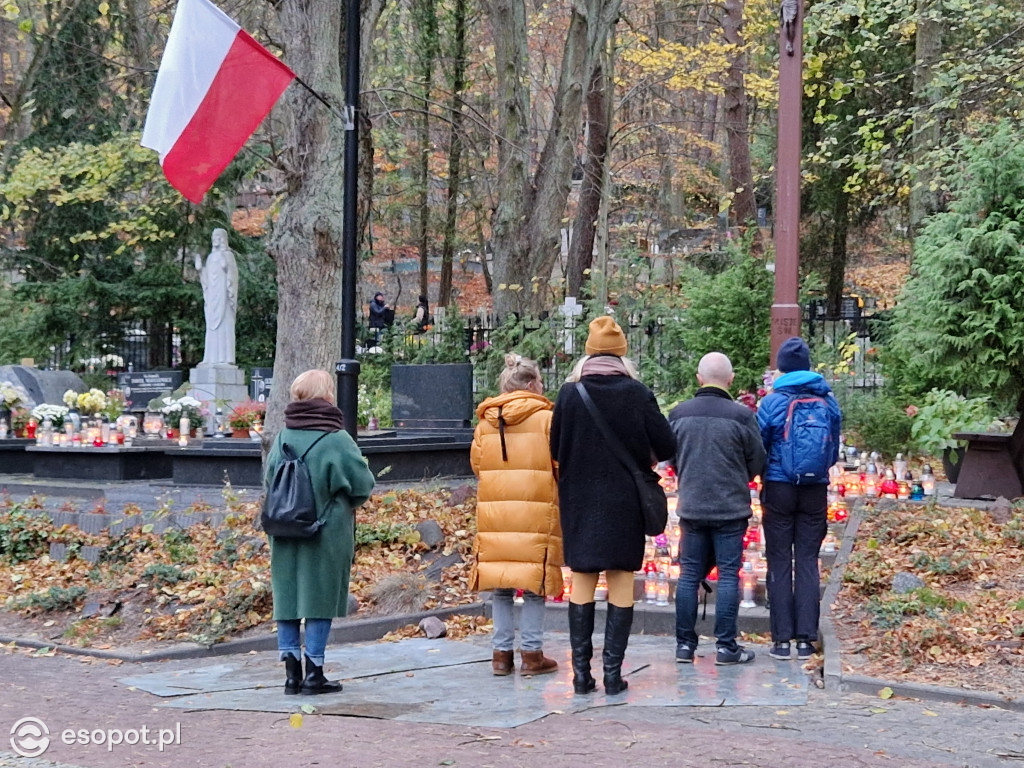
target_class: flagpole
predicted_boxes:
[336,0,361,442]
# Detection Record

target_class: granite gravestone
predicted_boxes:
[391,363,473,428]
[0,365,86,409]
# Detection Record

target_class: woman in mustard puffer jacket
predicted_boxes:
[471,354,563,678]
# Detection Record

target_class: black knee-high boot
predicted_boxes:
[568,602,597,695]
[603,604,633,695]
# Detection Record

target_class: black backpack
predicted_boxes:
[261,432,330,538]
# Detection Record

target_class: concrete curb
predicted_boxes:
[820,497,1024,711]
[0,602,488,663]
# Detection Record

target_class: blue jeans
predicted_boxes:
[491,589,546,651]
[277,618,332,667]
[675,518,747,651]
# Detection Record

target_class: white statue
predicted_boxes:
[195,228,238,366]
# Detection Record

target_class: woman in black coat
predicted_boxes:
[550,316,675,696]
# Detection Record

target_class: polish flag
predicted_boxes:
[142,0,295,203]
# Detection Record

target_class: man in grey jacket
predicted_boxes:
[668,352,766,665]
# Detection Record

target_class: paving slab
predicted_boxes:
[122,634,806,728]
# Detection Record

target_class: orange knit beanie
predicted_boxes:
[585,316,628,357]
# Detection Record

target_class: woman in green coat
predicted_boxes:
[265,369,375,695]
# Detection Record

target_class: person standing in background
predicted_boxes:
[757,337,842,661]
[551,316,675,696]
[668,352,765,666]
[471,354,563,677]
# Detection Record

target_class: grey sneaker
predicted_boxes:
[769,642,791,660]
[675,643,696,663]
[715,646,756,665]
[796,640,816,659]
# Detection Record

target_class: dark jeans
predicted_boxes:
[675,518,747,651]
[762,482,828,643]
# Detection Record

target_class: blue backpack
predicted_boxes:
[778,394,834,484]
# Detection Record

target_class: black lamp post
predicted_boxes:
[337,0,361,441]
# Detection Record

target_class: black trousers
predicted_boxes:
[762,481,828,643]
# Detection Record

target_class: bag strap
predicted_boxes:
[575,382,642,476]
[297,431,331,462]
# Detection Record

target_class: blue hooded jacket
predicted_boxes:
[757,370,843,484]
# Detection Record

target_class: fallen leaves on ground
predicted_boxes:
[833,499,1024,697]
[0,486,482,647]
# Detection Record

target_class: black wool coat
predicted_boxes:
[550,374,676,573]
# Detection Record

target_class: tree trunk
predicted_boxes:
[264,0,349,443]
[356,0,386,266]
[439,0,468,309]
[567,48,612,298]
[827,188,849,316]
[910,0,943,237]
[486,0,622,319]
[483,0,531,319]
[413,0,439,299]
[721,0,756,229]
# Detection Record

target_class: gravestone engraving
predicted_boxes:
[117,371,185,411]
[250,367,274,403]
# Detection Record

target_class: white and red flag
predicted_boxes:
[141,0,295,203]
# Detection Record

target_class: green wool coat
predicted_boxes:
[265,427,376,620]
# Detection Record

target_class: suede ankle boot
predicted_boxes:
[284,656,303,695]
[492,649,514,676]
[568,602,597,695]
[519,649,558,676]
[603,604,634,695]
[301,657,343,695]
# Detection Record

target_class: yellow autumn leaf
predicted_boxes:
[879,687,894,699]
[289,713,303,729]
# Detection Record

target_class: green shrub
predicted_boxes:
[355,521,420,548]
[840,390,913,458]
[142,563,190,586]
[0,507,51,564]
[13,586,87,613]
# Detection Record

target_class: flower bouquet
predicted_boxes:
[10,408,31,436]
[31,403,69,429]
[63,388,109,417]
[159,395,207,434]
[0,381,28,411]
[227,400,266,436]
[103,389,127,421]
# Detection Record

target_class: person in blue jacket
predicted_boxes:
[757,337,842,661]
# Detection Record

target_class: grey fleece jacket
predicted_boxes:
[668,386,767,523]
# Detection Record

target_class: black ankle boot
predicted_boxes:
[301,657,343,695]
[568,602,597,695]
[603,604,634,695]
[284,656,303,695]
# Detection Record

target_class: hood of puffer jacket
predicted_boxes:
[475,390,553,427]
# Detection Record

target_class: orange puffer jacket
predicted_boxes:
[469,390,564,596]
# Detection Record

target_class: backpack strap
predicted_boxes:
[298,431,331,461]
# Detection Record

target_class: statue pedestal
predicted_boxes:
[188,365,248,432]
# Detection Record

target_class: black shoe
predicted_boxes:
[301,658,343,695]
[284,656,303,695]
[715,646,755,666]
[675,643,696,663]
[568,602,597,695]
[603,604,634,695]
[796,640,816,660]
[769,642,791,660]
